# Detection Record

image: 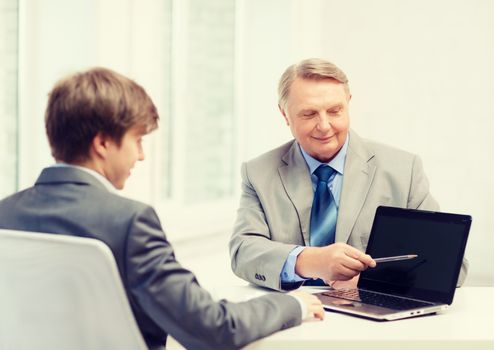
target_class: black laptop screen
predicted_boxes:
[359,206,470,304]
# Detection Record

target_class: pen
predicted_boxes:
[374,254,418,263]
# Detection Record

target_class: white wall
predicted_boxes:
[17,0,494,285]
[239,0,494,285]
[18,0,98,188]
[18,0,164,202]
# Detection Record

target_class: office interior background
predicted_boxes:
[0,0,493,286]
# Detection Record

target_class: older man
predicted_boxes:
[230,58,467,291]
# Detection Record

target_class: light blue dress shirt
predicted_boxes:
[280,135,349,283]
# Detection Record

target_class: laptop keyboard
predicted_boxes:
[322,289,434,311]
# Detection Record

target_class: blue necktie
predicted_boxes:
[309,165,337,246]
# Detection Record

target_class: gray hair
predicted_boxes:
[278,58,349,107]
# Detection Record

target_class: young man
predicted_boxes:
[0,68,324,350]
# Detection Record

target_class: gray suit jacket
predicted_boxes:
[0,167,301,350]
[230,130,468,290]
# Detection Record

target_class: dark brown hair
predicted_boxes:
[45,67,159,163]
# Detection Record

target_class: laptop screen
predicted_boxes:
[359,206,471,304]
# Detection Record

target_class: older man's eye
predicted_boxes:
[328,107,342,115]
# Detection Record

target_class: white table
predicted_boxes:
[217,285,494,350]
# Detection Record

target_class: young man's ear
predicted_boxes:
[91,133,110,160]
[278,104,290,126]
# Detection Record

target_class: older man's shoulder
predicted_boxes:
[245,140,295,168]
[358,135,416,163]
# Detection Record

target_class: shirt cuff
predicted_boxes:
[280,246,309,283]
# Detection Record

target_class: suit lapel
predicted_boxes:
[279,142,313,245]
[336,130,376,244]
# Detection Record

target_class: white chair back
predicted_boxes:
[0,229,148,350]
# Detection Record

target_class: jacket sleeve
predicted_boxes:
[124,205,301,350]
[229,163,303,291]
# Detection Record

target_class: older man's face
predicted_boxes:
[280,78,350,163]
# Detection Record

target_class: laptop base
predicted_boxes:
[317,292,448,321]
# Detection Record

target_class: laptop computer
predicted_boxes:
[315,206,471,320]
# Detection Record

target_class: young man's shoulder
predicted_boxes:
[91,188,156,218]
[0,183,154,221]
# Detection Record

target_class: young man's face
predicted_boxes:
[103,126,145,189]
[280,78,350,163]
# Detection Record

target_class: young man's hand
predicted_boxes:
[288,290,325,320]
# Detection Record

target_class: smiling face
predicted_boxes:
[279,78,350,163]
